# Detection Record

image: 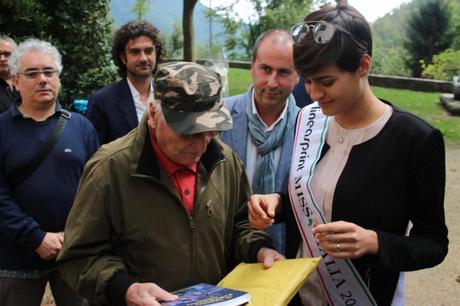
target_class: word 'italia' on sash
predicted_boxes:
[288,102,376,306]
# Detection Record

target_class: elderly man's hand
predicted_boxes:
[248,193,281,229]
[256,247,285,269]
[126,282,178,306]
[35,232,64,260]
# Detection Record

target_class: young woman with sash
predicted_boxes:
[248,1,448,305]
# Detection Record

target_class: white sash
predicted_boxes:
[288,103,377,306]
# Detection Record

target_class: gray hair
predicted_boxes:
[8,38,62,75]
[0,34,17,48]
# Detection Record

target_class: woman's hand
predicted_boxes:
[312,221,379,259]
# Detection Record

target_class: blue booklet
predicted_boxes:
[162,283,250,306]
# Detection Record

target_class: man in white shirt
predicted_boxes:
[220,29,300,253]
[86,20,164,144]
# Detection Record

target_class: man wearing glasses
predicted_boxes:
[0,38,99,305]
[0,35,18,114]
[87,20,164,145]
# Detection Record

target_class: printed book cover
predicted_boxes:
[162,283,250,306]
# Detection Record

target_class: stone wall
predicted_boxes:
[223,61,453,93]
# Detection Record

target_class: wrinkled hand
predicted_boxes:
[248,193,281,229]
[312,221,379,259]
[256,247,285,269]
[126,282,178,306]
[35,232,64,260]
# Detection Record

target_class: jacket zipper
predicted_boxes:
[365,266,372,289]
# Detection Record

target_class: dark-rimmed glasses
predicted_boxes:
[0,51,12,58]
[18,68,59,79]
[291,21,367,51]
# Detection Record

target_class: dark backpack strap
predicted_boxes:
[8,110,71,189]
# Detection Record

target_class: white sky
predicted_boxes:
[201,0,410,22]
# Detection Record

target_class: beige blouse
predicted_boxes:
[297,105,392,305]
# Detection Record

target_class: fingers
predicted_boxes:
[312,221,379,259]
[126,283,178,306]
[247,194,278,229]
[256,247,286,269]
[146,284,178,302]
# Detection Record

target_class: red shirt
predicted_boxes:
[150,133,197,215]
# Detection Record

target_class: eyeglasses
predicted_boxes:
[291,21,367,51]
[0,51,12,58]
[125,46,155,56]
[18,68,59,79]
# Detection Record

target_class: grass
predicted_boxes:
[228,68,460,149]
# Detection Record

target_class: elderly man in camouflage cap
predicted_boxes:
[58,61,284,306]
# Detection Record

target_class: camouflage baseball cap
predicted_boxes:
[154,61,233,135]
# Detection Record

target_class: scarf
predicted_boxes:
[246,90,297,194]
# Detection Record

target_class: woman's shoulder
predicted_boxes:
[383,100,439,137]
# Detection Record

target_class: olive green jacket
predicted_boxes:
[58,115,271,305]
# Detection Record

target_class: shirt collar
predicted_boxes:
[126,78,154,100]
[11,98,63,119]
[149,130,197,176]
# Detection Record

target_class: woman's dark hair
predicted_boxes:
[112,20,164,77]
[293,0,372,76]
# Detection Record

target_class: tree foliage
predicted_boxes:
[132,0,150,20]
[422,49,460,81]
[404,0,453,77]
[213,0,314,60]
[0,0,115,106]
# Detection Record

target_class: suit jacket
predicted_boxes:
[86,79,138,144]
[220,87,299,194]
[0,78,18,114]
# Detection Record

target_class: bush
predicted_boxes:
[422,49,460,81]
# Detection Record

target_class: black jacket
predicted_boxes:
[282,104,448,306]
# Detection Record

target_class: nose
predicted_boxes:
[37,71,48,82]
[308,82,323,101]
[266,72,279,88]
[139,50,148,61]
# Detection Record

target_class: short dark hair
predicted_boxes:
[293,1,372,76]
[112,20,164,77]
[251,29,292,63]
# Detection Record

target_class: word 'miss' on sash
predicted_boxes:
[288,103,377,306]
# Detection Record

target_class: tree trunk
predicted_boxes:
[183,0,198,61]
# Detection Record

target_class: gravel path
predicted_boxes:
[406,149,460,306]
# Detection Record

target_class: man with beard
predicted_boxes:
[0,35,19,114]
[87,20,164,144]
[0,38,98,305]
[220,30,300,254]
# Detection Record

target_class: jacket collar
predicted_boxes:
[131,114,226,179]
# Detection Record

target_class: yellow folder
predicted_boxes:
[218,257,320,306]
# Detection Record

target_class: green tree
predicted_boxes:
[422,49,460,81]
[213,0,314,60]
[404,0,453,77]
[132,0,150,20]
[162,20,184,59]
[0,0,115,106]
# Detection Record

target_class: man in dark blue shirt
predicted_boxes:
[0,38,99,305]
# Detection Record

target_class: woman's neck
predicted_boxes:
[335,90,386,129]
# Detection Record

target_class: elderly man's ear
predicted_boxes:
[148,100,159,129]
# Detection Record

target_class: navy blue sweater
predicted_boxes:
[0,102,99,270]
